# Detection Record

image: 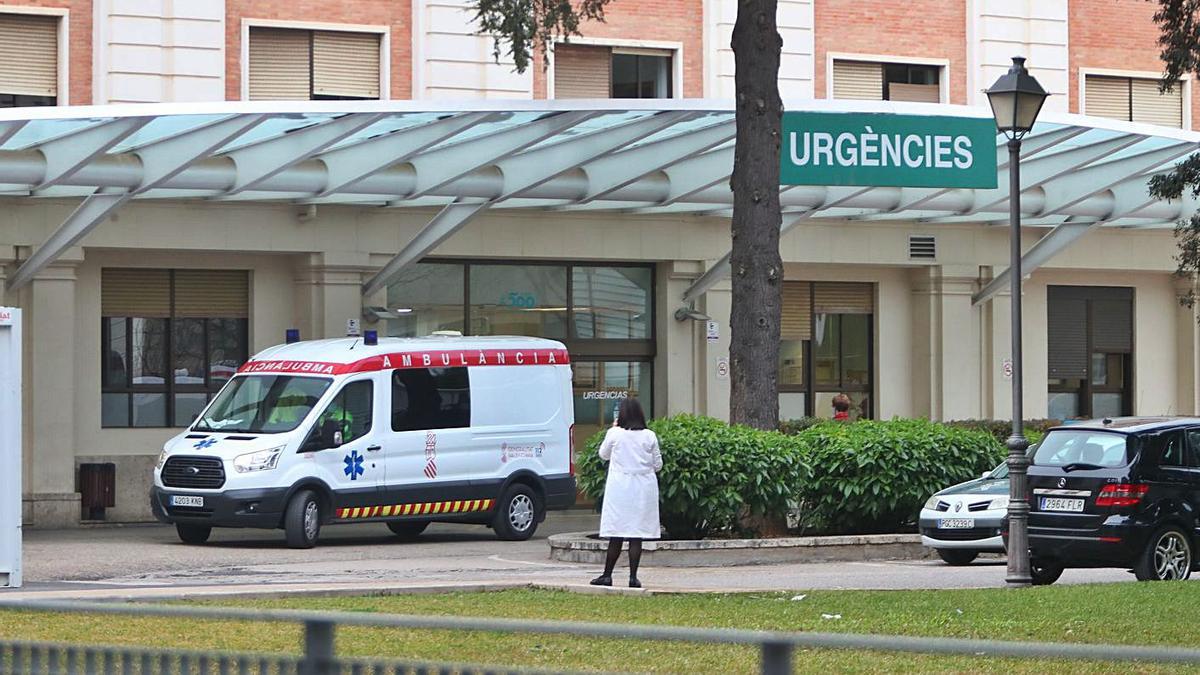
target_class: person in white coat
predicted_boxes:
[589,397,662,588]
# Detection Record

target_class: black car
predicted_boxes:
[1025,417,1200,585]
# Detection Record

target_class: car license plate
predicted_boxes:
[170,495,204,508]
[938,518,974,529]
[1039,497,1084,512]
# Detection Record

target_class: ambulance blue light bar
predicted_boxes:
[364,330,378,346]
[285,328,300,344]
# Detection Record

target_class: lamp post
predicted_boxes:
[986,56,1048,588]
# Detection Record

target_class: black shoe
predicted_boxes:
[590,575,612,586]
[629,577,642,588]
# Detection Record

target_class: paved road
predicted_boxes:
[9,514,1141,599]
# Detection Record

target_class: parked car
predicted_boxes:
[920,460,1011,565]
[1025,417,1200,585]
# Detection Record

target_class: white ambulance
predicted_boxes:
[150,333,576,548]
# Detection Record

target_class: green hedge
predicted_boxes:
[943,419,1059,447]
[578,415,1012,539]
[576,415,810,539]
[792,419,1005,534]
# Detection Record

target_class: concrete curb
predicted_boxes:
[548,531,931,567]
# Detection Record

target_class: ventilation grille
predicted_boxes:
[909,235,936,260]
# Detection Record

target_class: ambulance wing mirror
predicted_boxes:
[319,420,343,449]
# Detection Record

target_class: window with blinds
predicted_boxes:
[832,60,941,103]
[1084,74,1183,129]
[1047,285,1133,420]
[101,269,250,429]
[248,26,382,101]
[0,13,58,107]
[553,44,674,99]
[779,281,874,420]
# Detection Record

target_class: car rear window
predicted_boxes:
[1032,430,1130,468]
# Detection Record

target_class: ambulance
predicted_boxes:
[150,332,577,548]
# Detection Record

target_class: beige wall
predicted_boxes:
[1,195,1195,525]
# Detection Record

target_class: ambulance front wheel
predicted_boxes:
[493,484,541,541]
[284,489,322,549]
[175,523,211,545]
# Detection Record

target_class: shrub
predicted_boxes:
[944,419,1060,447]
[793,419,1005,534]
[576,415,810,539]
[778,417,825,435]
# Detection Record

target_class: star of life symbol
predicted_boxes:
[344,450,364,480]
[193,438,217,450]
[424,431,438,479]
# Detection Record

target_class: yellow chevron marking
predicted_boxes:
[352,507,362,518]
[454,500,464,512]
[383,505,393,517]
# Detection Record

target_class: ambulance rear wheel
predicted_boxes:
[387,521,429,540]
[175,523,211,545]
[493,484,540,541]
[284,490,321,549]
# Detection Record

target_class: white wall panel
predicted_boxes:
[705,0,812,100]
[414,0,533,99]
[968,0,1069,112]
[94,0,225,104]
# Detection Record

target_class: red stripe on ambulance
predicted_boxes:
[238,348,570,375]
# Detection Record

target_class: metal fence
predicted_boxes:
[3,597,1200,674]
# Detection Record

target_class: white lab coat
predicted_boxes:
[597,426,663,539]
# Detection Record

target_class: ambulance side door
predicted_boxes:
[304,376,384,512]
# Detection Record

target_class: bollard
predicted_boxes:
[761,641,792,675]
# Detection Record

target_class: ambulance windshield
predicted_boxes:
[194,374,332,434]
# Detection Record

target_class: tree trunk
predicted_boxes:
[729,0,783,431]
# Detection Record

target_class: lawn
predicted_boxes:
[2,584,1200,673]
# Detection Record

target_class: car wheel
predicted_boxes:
[386,520,429,540]
[1134,526,1192,581]
[284,490,321,549]
[1030,558,1065,586]
[175,523,211,545]
[493,484,540,541]
[936,549,979,566]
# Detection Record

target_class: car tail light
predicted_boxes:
[1095,483,1149,508]
[568,424,576,476]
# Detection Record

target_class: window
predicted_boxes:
[1047,286,1133,420]
[101,269,249,428]
[391,367,471,432]
[572,266,652,340]
[196,375,331,434]
[553,44,673,99]
[247,26,381,101]
[0,13,58,107]
[833,59,940,102]
[1153,430,1198,468]
[317,380,373,443]
[778,281,874,420]
[1033,430,1130,468]
[470,264,568,339]
[1084,74,1183,128]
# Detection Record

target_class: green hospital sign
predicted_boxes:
[781,112,998,189]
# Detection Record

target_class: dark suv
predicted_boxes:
[1025,417,1200,585]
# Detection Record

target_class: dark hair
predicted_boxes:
[832,393,851,413]
[617,397,648,431]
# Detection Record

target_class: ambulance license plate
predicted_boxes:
[1039,497,1084,512]
[938,518,974,529]
[171,495,204,508]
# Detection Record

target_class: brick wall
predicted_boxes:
[814,0,967,104]
[226,0,411,100]
[0,0,91,104]
[1068,0,1196,125]
[532,0,704,99]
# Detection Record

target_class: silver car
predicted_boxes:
[919,460,1010,565]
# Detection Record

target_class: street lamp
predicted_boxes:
[986,56,1048,588]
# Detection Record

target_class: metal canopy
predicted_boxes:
[0,98,1196,296]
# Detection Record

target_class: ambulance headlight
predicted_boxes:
[990,497,1010,511]
[155,450,168,470]
[923,496,941,511]
[233,447,284,473]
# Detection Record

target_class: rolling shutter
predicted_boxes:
[781,282,812,341]
[248,27,311,101]
[313,31,381,99]
[1047,286,1089,378]
[553,44,611,98]
[1090,288,1133,353]
[1131,78,1183,128]
[1084,75,1131,121]
[888,82,939,103]
[832,60,882,100]
[102,269,170,318]
[175,270,250,318]
[814,282,873,314]
[0,13,58,97]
